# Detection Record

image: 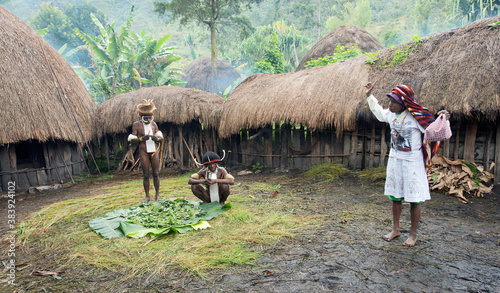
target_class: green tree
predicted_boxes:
[232,21,309,74]
[325,0,372,30]
[30,2,77,48]
[153,0,263,92]
[64,1,106,37]
[252,33,285,74]
[64,1,107,67]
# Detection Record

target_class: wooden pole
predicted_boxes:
[464,121,478,162]
[369,126,375,168]
[379,127,387,167]
[494,124,500,184]
[454,124,460,160]
[104,135,110,171]
[179,126,184,169]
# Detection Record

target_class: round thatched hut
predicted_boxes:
[295,25,384,72]
[184,58,241,95]
[0,6,95,191]
[94,86,225,170]
[220,16,500,183]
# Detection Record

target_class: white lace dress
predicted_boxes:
[367,95,431,202]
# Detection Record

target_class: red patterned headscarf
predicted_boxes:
[389,84,439,171]
[390,85,435,129]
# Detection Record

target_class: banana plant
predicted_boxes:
[127,30,186,87]
[75,6,185,101]
[75,7,134,100]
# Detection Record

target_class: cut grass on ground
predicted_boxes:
[14,173,321,285]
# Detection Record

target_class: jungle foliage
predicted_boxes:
[74,7,185,102]
[4,0,498,96]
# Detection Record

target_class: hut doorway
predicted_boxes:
[15,141,45,170]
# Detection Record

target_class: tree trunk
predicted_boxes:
[210,20,218,93]
[317,0,322,40]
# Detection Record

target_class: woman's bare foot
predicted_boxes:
[403,234,417,247]
[155,194,162,201]
[382,230,400,242]
[141,196,150,204]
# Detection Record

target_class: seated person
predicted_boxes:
[188,152,234,205]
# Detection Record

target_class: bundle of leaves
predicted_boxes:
[89,199,231,239]
[127,200,203,228]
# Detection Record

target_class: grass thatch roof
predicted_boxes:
[219,57,369,138]
[0,6,95,145]
[184,58,241,94]
[94,86,225,136]
[220,16,500,138]
[295,25,384,72]
[366,16,500,121]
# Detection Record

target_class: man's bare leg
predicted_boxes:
[383,200,402,241]
[403,203,421,247]
[140,151,151,203]
[151,153,161,201]
[191,184,210,202]
[219,184,230,205]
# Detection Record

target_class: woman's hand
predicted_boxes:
[365,81,377,97]
[437,110,450,120]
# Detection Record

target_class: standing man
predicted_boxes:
[188,152,234,205]
[128,100,163,203]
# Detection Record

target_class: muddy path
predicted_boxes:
[2,170,499,292]
[138,173,500,292]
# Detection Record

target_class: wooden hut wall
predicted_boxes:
[0,141,85,191]
[96,121,220,170]
[223,118,500,183]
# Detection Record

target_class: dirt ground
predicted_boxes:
[1,168,500,292]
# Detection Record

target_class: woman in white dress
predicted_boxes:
[365,82,449,247]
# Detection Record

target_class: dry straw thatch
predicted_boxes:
[366,15,500,120]
[94,86,225,137]
[295,25,384,71]
[220,16,500,138]
[184,58,241,93]
[219,56,369,138]
[0,6,95,145]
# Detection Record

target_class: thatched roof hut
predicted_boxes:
[184,58,241,94]
[0,6,95,190]
[220,16,500,175]
[219,57,369,138]
[295,25,384,71]
[366,16,500,121]
[0,6,95,145]
[221,16,500,137]
[95,86,225,136]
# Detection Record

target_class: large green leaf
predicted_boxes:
[90,200,230,239]
[120,221,169,238]
[89,216,125,239]
[154,34,171,53]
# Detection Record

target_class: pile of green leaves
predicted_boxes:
[127,200,204,228]
[89,199,231,239]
